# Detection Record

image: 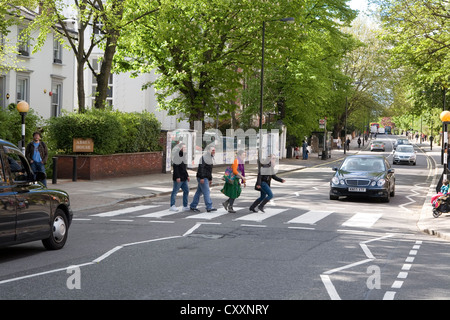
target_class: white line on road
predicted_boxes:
[90,205,158,217]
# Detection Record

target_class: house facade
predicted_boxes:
[1,5,188,131]
[0,7,76,119]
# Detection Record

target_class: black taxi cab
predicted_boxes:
[0,139,72,250]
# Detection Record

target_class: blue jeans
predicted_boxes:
[257,181,273,201]
[170,180,189,207]
[190,178,213,210]
[31,161,47,187]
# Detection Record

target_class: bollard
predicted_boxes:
[72,156,77,182]
[52,156,58,184]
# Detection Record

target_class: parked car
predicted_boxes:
[0,139,72,250]
[370,140,385,151]
[393,138,410,150]
[330,155,395,202]
[393,145,416,165]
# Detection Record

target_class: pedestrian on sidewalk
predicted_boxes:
[346,137,350,151]
[302,140,309,160]
[170,143,190,212]
[357,136,361,148]
[25,131,48,187]
[221,150,246,213]
[249,154,285,213]
[190,145,217,212]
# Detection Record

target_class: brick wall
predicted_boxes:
[56,152,163,180]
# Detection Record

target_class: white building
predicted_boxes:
[61,1,189,130]
[1,5,188,131]
[0,7,76,119]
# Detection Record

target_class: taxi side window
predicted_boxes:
[6,152,29,182]
[0,154,5,185]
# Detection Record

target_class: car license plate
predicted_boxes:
[349,187,366,192]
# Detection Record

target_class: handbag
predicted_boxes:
[223,166,236,184]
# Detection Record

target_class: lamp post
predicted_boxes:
[17,100,29,154]
[259,17,294,169]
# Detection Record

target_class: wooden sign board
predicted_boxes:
[73,138,94,153]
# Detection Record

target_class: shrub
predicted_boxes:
[0,104,44,147]
[47,109,162,155]
[115,111,162,153]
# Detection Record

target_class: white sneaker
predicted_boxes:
[182,206,190,211]
[169,205,179,212]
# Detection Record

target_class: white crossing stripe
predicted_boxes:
[235,208,288,222]
[342,213,383,228]
[90,205,158,217]
[137,208,182,218]
[186,207,243,220]
[287,211,333,225]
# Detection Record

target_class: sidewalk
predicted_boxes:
[416,141,450,240]
[51,137,450,241]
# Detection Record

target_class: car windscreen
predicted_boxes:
[396,146,414,152]
[341,158,386,172]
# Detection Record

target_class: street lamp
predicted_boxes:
[259,17,294,168]
[17,100,29,154]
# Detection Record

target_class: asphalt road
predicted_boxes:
[1,135,449,307]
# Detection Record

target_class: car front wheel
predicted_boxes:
[42,208,69,250]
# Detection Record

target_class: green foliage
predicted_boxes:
[115,0,358,131]
[0,104,43,146]
[115,111,162,153]
[47,109,162,155]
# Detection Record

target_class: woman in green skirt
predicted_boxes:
[221,150,246,213]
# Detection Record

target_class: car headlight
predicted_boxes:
[332,177,345,185]
[377,179,386,187]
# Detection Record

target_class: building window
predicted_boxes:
[53,37,62,63]
[51,83,62,117]
[93,17,105,35]
[16,76,29,102]
[17,27,30,56]
[91,58,113,107]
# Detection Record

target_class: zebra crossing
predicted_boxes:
[80,204,386,229]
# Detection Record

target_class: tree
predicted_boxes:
[0,1,39,73]
[27,0,157,112]
[334,15,394,138]
[116,0,357,135]
[376,0,450,88]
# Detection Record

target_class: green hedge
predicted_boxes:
[0,104,43,146]
[47,109,162,155]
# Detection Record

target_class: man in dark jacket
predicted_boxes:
[190,145,217,212]
[25,131,48,187]
[249,154,285,213]
[170,143,190,212]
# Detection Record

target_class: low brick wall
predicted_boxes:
[56,152,163,180]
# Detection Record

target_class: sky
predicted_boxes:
[349,0,369,12]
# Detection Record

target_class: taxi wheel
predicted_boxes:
[42,209,68,250]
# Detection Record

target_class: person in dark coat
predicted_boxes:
[190,145,217,212]
[25,131,48,187]
[249,154,285,213]
[170,143,190,212]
